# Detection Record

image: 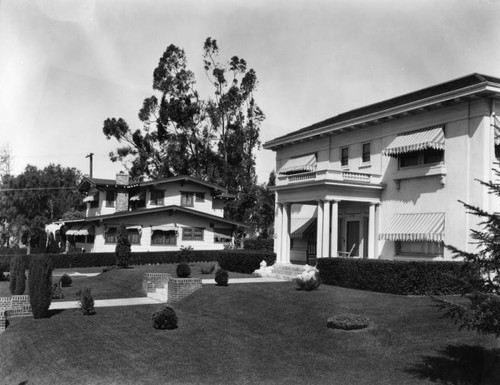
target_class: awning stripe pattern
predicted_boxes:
[291,215,317,239]
[66,224,94,236]
[130,191,146,201]
[279,154,317,175]
[382,126,444,157]
[379,212,445,242]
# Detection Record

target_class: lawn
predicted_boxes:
[1,269,499,385]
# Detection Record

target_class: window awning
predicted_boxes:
[278,154,317,175]
[130,191,146,201]
[83,195,94,203]
[66,223,94,236]
[151,225,178,232]
[382,126,444,157]
[379,212,445,242]
[291,215,316,239]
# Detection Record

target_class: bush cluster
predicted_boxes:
[76,288,96,316]
[28,255,53,319]
[215,269,229,286]
[317,258,480,295]
[243,238,274,252]
[9,255,27,295]
[200,263,216,274]
[176,262,191,278]
[59,273,72,287]
[326,314,370,330]
[152,305,178,330]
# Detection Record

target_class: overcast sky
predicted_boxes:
[1,0,500,183]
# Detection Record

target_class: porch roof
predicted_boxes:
[382,126,444,157]
[379,212,445,242]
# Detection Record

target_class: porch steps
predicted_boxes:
[269,264,308,281]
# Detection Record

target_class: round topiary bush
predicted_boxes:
[326,314,370,331]
[152,305,178,330]
[215,269,229,286]
[176,262,191,278]
[200,263,216,275]
[59,273,72,287]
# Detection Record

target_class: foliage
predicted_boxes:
[0,164,84,250]
[243,238,274,252]
[176,246,194,263]
[115,223,131,268]
[152,305,178,330]
[295,265,321,291]
[200,263,216,274]
[28,255,53,319]
[326,314,370,330]
[317,258,479,295]
[51,282,64,299]
[176,262,191,278]
[59,273,72,287]
[9,255,26,295]
[76,288,96,316]
[216,250,276,274]
[215,269,229,286]
[435,176,500,337]
[102,38,264,195]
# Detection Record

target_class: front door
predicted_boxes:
[345,219,361,257]
[306,241,317,265]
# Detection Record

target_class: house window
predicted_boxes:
[195,192,205,202]
[105,191,116,207]
[182,227,204,241]
[397,241,443,257]
[127,229,141,245]
[362,143,371,163]
[341,147,349,167]
[150,190,164,206]
[90,193,99,209]
[105,227,117,244]
[214,228,232,243]
[495,144,500,159]
[181,192,194,207]
[399,149,444,168]
[151,230,177,245]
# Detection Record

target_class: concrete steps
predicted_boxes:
[147,286,168,302]
[269,264,307,281]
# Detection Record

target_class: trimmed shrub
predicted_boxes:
[215,269,229,286]
[9,255,26,295]
[59,273,72,287]
[327,314,370,330]
[76,288,96,316]
[295,265,321,291]
[28,255,53,319]
[52,282,64,299]
[317,258,480,295]
[244,238,274,252]
[115,224,131,268]
[200,263,216,274]
[152,305,178,330]
[176,246,194,263]
[176,262,191,278]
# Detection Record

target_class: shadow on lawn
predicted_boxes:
[405,344,500,384]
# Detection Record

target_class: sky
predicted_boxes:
[1,0,500,183]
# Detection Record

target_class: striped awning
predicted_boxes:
[151,225,177,232]
[379,212,445,242]
[382,126,444,157]
[291,216,316,239]
[130,191,145,201]
[279,154,317,175]
[83,195,94,203]
[66,223,94,236]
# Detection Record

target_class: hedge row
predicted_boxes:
[0,250,276,275]
[243,238,274,252]
[317,258,480,295]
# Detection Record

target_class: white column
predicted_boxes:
[275,202,283,262]
[322,200,331,258]
[316,200,324,258]
[282,203,291,264]
[330,200,338,258]
[368,203,376,259]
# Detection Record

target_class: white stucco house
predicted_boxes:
[50,174,244,252]
[264,73,500,265]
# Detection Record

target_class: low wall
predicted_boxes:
[168,278,202,303]
[0,295,32,333]
[142,273,172,294]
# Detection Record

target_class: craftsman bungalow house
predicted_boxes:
[58,174,242,252]
[264,73,500,264]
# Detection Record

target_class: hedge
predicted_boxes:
[0,250,276,275]
[317,258,481,295]
[243,238,274,252]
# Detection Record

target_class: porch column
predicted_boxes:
[275,202,283,262]
[368,203,377,259]
[322,200,331,258]
[330,200,338,258]
[281,203,291,264]
[316,200,324,258]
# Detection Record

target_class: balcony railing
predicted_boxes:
[277,168,382,186]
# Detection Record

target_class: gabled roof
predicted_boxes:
[264,73,500,150]
[84,205,248,228]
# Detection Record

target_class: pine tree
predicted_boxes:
[436,177,500,337]
[28,255,53,319]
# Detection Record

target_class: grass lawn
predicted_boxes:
[0,273,499,385]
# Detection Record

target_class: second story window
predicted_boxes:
[90,192,99,209]
[105,190,116,207]
[399,149,444,168]
[181,192,194,207]
[362,143,371,163]
[195,192,205,202]
[150,190,164,206]
[341,147,349,167]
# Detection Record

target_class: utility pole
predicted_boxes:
[86,153,94,178]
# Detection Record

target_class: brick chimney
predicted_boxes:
[115,173,130,212]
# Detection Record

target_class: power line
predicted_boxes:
[0,187,76,192]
